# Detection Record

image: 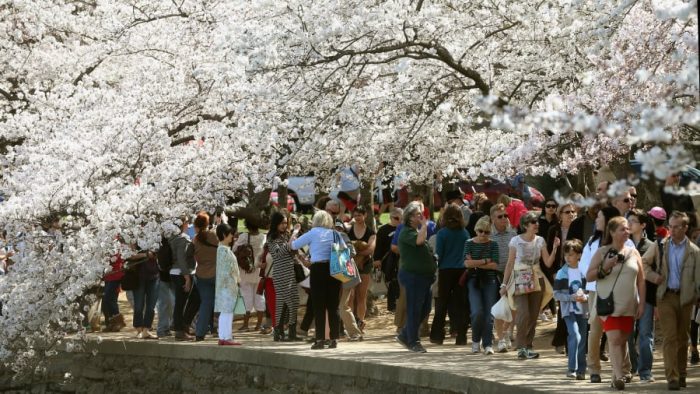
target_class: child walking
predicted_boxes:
[215,223,242,346]
[553,239,588,379]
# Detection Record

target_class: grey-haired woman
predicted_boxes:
[396,202,436,353]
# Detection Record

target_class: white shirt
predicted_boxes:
[579,236,635,292]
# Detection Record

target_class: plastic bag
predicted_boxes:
[491,295,513,322]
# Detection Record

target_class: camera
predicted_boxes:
[607,248,624,263]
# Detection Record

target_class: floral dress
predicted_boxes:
[215,245,240,313]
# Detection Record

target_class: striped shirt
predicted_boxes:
[490,226,517,273]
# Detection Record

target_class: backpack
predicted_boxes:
[234,233,254,273]
[157,236,173,272]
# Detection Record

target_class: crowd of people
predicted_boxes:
[2,176,699,392]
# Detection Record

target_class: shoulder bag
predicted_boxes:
[233,233,255,273]
[512,240,542,296]
[596,257,625,317]
[459,241,492,287]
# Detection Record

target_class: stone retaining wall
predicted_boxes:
[0,340,534,394]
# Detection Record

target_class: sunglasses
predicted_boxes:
[496,214,508,219]
[477,229,491,235]
[563,210,576,215]
[545,204,557,208]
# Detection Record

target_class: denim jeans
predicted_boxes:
[133,278,159,328]
[398,269,434,347]
[195,276,216,337]
[564,314,588,374]
[627,317,639,375]
[637,302,655,379]
[467,273,499,347]
[101,280,121,319]
[156,281,175,335]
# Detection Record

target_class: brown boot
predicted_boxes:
[108,314,126,332]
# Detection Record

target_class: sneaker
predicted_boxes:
[517,348,527,360]
[471,342,481,354]
[566,371,576,379]
[348,335,363,342]
[484,346,494,355]
[576,373,585,380]
[297,329,308,338]
[218,339,242,346]
[497,339,508,353]
[691,350,700,365]
[590,374,602,383]
[409,343,427,353]
[525,349,540,359]
[623,375,632,383]
[600,352,609,362]
[395,335,409,349]
[555,345,566,354]
[539,313,550,322]
[639,376,655,383]
[504,336,512,349]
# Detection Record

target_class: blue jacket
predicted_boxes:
[553,264,588,317]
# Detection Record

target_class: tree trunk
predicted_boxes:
[228,182,273,229]
[277,175,289,213]
[359,177,376,232]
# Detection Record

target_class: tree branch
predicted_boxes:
[167,110,236,137]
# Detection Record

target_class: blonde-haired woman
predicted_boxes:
[464,216,500,354]
[291,210,340,350]
[585,217,645,390]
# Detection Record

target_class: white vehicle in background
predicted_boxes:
[270,176,316,213]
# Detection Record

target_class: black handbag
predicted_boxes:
[120,267,140,291]
[294,263,306,283]
[596,259,624,317]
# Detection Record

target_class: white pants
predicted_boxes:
[219,312,233,340]
[240,282,266,312]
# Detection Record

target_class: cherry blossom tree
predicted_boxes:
[0,0,696,376]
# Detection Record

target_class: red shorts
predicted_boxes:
[601,316,634,333]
